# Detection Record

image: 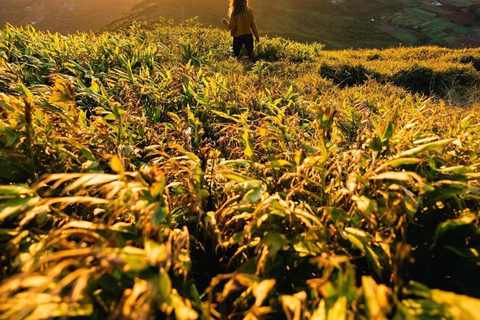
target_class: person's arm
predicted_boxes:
[222,18,229,28]
[228,15,237,32]
[250,9,260,41]
[223,16,236,36]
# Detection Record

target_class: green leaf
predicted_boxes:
[217,170,250,182]
[118,246,148,272]
[400,139,454,157]
[0,100,15,112]
[49,78,76,107]
[171,291,198,320]
[270,159,294,168]
[241,180,265,203]
[151,174,166,198]
[311,300,327,320]
[252,279,276,308]
[111,222,138,235]
[219,159,250,168]
[352,195,377,219]
[382,120,394,141]
[110,155,124,175]
[62,221,105,230]
[341,228,389,278]
[432,213,476,248]
[372,172,413,181]
[242,129,254,158]
[327,296,347,320]
[90,80,100,94]
[264,233,287,259]
[79,147,96,161]
[384,158,422,168]
[0,196,40,222]
[0,185,34,196]
[151,205,168,227]
[16,84,34,104]
[465,172,480,180]
[159,271,172,302]
[145,240,167,266]
[362,277,384,319]
[0,229,20,241]
[425,187,466,204]
[430,289,480,320]
[211,109,236,121]
[25,302,94,320]
[370,137,383,152]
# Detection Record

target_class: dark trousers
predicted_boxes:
[233,34,254,60]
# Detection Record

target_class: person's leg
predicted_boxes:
[244,34,254,61]
[233,37,242,58]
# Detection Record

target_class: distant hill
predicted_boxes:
[106,0,405,49]
[0,0,141,34]
[2,0,478,48]
[106,0,480,49]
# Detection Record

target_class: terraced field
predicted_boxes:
[380,0,480,47]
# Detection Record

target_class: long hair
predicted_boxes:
[228,0,249,17]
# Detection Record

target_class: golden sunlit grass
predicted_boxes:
[0,21,480,319]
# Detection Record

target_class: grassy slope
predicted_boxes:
[1,22,480,319]
[0,0,141,33]
[106,0,406,49]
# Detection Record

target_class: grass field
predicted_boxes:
[380,1,480,47]
[1,0,478,49]
[1,21,480,319]
[106,0,406,49]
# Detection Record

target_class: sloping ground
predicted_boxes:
[0,0,141,33]
[106,0,404,49]
[1,22,480,319]
[379,0,480,47]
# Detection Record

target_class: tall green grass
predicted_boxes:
[0,21,480,320]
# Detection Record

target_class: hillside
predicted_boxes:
[106,0,405,49]
[0,0,141,33]
[2,0,478,48]
[1,22,480,320]
[106,0,480,49]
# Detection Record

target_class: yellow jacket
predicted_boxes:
[227,7,259,40]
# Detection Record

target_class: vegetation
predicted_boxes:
[106,0,405,49]
[1,21,480,319]
[379,0,480,47]
[106,0,479,49]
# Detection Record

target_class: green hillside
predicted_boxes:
[107,0,480,49]
[0,0,141,34]
[1,21,480,320]
[106,0,407,49]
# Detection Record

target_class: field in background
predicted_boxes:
[1,0,479,49]
[106,0,406,49]
[107,0,480,49]
[379,0,480,47]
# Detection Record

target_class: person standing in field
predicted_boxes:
[222,0,260,60]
